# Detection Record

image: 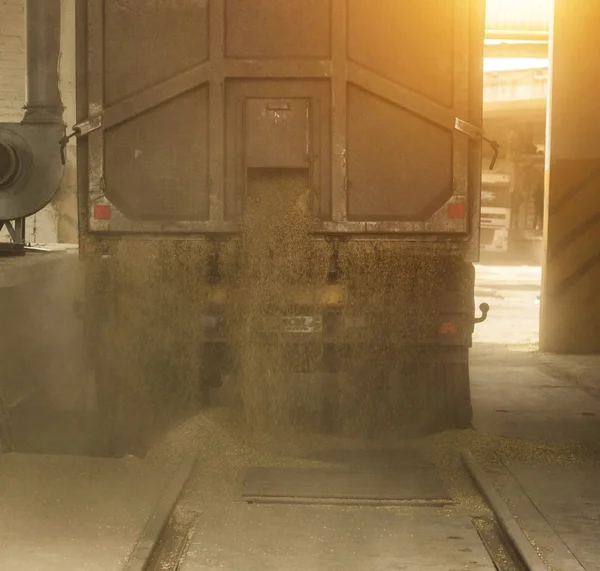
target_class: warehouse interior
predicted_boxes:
[0,1,599,570]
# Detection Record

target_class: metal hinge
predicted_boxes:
[454,117,500,170]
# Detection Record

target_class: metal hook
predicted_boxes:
[58,126,80,165]
[454,118,501,171]
[483,138,500,170]
[474,303,490,325]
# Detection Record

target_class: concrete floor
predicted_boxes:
[501,462,600,571]
[1,263,600,570]
[179,265,600,571]
[471,265,600,570]
[471,359,600,446]
[474,264,541,347]
[181,504,496,571]
[172,257,600,570]
[0,454,176,571]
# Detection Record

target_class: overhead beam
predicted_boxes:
[483,104,547,122]
[486,30,549,42]
[484,43,549,59]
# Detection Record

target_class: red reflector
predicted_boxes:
[447,203,466,219]
[440,322,459,335]
[94,205,112,220]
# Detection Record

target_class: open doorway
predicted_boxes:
[474,0,553,348]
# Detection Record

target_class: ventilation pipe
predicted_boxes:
[0,0,65,225]
[23,0,64,124]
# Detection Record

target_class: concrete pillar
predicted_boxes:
[541,0,600,353]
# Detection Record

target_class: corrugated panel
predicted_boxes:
[486,0,552,33]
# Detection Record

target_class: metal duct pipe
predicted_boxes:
[0,0,65,221]
[23,0,64,124]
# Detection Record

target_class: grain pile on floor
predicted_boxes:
[147,407,597,514]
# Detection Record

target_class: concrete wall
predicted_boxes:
[0,0,26,121]
[541,0,600,353]
[0,0,78,245]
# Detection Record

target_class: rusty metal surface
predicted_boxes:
[104,87,210,221]
[104,0,209,105]
[245,100,312,168]
[468,0,486,263]
[225,0,332,59]
[208,0,225,223]
[346,85,454,221]
[79,0,483,241]
[224,80,331,220]
[348,0,456,108]
[330,0,348,223]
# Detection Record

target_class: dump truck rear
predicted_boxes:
[74,0,488,455]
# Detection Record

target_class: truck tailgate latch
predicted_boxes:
[58,128,80,165]
[454,118,500,170]
[58,116,103,165]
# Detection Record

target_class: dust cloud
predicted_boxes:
[86,172,474,454]
[229,170,330,432]
[86,239,216,454]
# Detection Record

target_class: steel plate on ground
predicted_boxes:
[242,453,451,506]
[302,448,433,470]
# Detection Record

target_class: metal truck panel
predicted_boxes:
[77,0,484,241]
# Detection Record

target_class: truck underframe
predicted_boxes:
[82,236,487,456]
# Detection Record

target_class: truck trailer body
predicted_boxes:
[75,0,487,455]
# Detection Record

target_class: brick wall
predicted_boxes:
[0,0,26,121]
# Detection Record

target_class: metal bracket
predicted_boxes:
[74,115,103,136]
[0,219,26,256]
[58,116,103,165]
[455,118,500,170]
[0,218,25,243]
